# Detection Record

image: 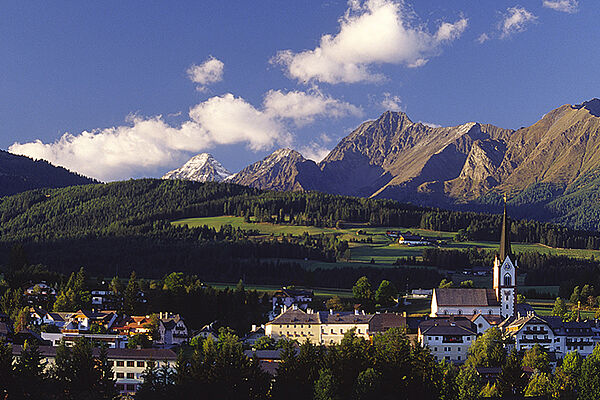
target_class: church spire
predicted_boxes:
[499,194,512,261]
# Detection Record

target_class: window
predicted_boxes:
[127,373,134,379]
[117,361,125,367]
[127,361,135,367]
[458,356,461,360]
[108,361,114,366]
[458,309,463,315]
[504,273,511,287]
[116,384,124,391]
[126,384,136,391]
[137,361,144,367]
[117,372,124,379]
[434,347,438,351]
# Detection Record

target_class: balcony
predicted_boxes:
[523,329,548,335]
[442,336,464,344]
[519,338,552,344]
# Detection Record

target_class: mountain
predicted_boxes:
[162,153,232,182]
[0,150,96,197]
[227,148,322,191]
[229,99,600,230]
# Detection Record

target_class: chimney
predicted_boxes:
[402,311,407,317]
[292,304,298,310]
[329,309,333,315]
[252,324,257,332]
[307,308,313,314]
[354,309,359,315]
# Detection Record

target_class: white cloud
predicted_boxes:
[9,93,291,181]
[9,88,362,181]
[381,93,403,111]
[542,0,578,13]
[299,142,331,162]
[500,7,537,38]
[263,89,363,126]
[272,0,468,84]
[419,121,441,128]
[187,56,224,91]
[477,33,490,44]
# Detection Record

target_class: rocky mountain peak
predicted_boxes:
[162,153,232,182]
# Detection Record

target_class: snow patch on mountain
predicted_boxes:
[162,153,232,182]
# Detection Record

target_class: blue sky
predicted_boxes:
[1,0,598,181]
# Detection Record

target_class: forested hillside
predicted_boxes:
[0,150,95,196]
[1,179,600,291]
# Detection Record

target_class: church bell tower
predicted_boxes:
[493,197,517,318]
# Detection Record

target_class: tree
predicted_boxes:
[522,344,550,373]
[524,372,553,397]
[516,294,526,304]
[123,271,141,315]
[253,336,276,350]
[109,276,124,295]
[314,369,338,400]
[375,280,397,307]
[457,364,481,400]
[0,340,14,397]
[325,296,345,312]
[552,297,569,318]
[128,333,152,349]
[352,276,374,310]
[14,306,30,333]
[553,351,581,400]
[570,286,581,305]
[163,272,185,293]
[354,368,381,400]
[14,340,45,398]
[579,344,600,400]
[439,279,454,288]
[498,348,526,396]
[459,280,474,288]
[479,382,499,398]
[465,328,505,368]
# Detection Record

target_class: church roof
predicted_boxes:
[434,288,500,307]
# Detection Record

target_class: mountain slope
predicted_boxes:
[0,150,96,197]
[228,99,600,230]
[162,153,232,182]
[227,149,322,191]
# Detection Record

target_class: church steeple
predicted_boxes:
[499,195,512,261]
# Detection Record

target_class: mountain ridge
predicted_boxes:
[0,150,96,197]
[218,98,600,230]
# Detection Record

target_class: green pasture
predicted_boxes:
[205,281,353,298]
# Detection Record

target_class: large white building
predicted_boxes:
[418,318,477,363]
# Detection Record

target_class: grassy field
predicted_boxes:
[173,216,600,260]
[205,282,354,298]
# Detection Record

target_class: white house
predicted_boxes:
[418,318,477,363]
[157,312,188,345]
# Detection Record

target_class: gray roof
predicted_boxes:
[434,288,500,307]
[318,311,373,325]
[419,319,477,336]
[369,313,406,333]
[268,309,321,325]
[12,345,177,360]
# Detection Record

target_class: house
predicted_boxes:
[111,315,154,337]
[41,331,129,348]
[430,202,517,320]
[195,322,218,341]
[418,318,477,363]
[62,310,118,332]
[11,345,177,396]
[502,313,600,359]
[91,290,121,310]
[265,306,373,346]
[243,349,290,376]
[157,312,188,345]
[319,309,372,345]
[368,312,407,336]
[469,313,503,334]
[25,282,56,296]
[243,325,265,346]
[398,234,430,246]
[502,313,555,354]
[272,288,313,312]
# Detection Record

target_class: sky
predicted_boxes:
[1,0,599,181]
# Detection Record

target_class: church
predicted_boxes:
[430,202,517,319]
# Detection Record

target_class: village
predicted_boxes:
[0,206,597,398]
